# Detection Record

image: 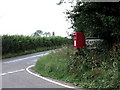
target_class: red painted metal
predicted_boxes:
[73,32,85,49]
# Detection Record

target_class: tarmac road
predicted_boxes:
[1,50,84,89]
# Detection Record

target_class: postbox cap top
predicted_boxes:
[73,32,84,35]
[73,33,77,35]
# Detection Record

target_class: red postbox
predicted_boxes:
[73,32,85,49]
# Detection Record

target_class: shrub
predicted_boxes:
[35,43,119,88]
[66,43,119,88]
[2,35,70,55]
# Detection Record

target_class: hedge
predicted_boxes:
[2,35,69,55]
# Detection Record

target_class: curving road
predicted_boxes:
[1,50,84,89]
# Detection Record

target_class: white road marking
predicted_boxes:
[0,69,25,76]
[26,65,75,89]
[3,53,49,64]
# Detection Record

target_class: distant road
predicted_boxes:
[2,50,83,89]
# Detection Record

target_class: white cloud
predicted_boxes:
[0,0,73,37]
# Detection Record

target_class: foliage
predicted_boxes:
[43,32,51,37]
[67,45,119,88]
[32,30,52,37]
[52,32,55,36]
[2,35,69,55]
[66,2,120,44]
[34,47,70,79]
[32,30,43,37]
[34,44,119,89]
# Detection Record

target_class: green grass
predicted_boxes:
[2,46,61,59]
[34,47,70,79]
[34,46,84,86]
[34,45,119,89]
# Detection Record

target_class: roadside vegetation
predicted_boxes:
[2,35,69,59]
[34,44,119,89]
[34,2,120,89]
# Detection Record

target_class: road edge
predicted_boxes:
[26,65,75,89]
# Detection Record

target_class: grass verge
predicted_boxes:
[34,45,119,89]
[34,46,70,79]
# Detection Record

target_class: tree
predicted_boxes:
[66,2,120,45]
[43,32,51,37]
[52,32,55,36]
[32,30,43,37]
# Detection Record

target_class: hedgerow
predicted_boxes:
[2,35,69,55]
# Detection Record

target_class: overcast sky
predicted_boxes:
[0,0,74,37]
